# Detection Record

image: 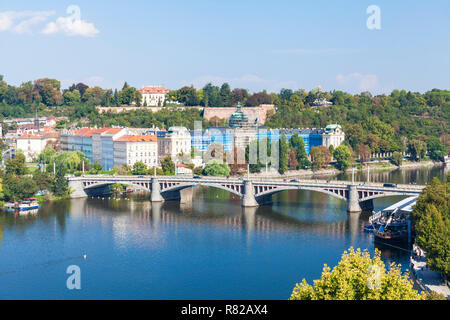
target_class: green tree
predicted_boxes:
[279,133,289,174]
[63,89,81,106]
[39,147,57,164]
[33,170,54,191]
[290,248,423,300]
[2,174,39,201]
[92,161,103,173]
[289,134,310,169]
[333,145,352,171]
[391,151,403,166]
[132,161,147,175]
[6,151,27,175]
[412,177,449,279]
[408,139,427,161]
[161,156,175,175]
[426,136,449,161]
[203,160,230,176]
[53,161,68,196]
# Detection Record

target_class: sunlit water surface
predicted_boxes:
[0,166,446,299]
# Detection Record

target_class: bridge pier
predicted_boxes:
[347,185,362,213]
[179,188,193,205]
[150,178,164,202]
[68,179,88,198]
[242,180,258,207]
[360,199,374,212]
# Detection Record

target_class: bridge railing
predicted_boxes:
[68,175,425,191]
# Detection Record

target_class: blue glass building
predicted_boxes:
[190,127,324,155]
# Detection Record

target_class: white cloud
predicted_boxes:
[42,6,99,38]
[0,6,98,37]
[336,72,379,92]
[0,10,55,33]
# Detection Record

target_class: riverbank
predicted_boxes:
[410,251,450,299]
[249,160,445,179]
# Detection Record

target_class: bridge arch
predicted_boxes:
[161,182,243,197]
[255,186,348,201]
[83,181,151,192]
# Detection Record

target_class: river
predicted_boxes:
[0,166,447,299]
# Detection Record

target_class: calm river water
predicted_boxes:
[0,166,447,299]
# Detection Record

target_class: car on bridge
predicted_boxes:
[383,183,398,188]
[193,176,202,179]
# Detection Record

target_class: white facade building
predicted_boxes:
[158,126,191,163]
[139,86,170,106]
[114,135,158,168]
[322,124,345,149]
[16,131,59,162]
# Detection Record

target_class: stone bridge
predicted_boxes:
[68,175,425,213]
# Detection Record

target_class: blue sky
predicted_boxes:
[1,0,449,94]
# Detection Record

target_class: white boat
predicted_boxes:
[17,200,39,211]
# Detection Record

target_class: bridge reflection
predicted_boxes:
[77,197,367,242]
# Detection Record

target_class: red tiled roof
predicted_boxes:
[17,132,59,139]
[116,135,157,142]
[139,86,169,94]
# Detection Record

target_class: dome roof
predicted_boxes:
[229,103,249,128]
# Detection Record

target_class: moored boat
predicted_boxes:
[14,198,40,212]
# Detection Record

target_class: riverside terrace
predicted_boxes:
[68,176,425,213]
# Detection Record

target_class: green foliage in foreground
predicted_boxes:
[290,248,423,300]
[202,160,230,176]
[412,176,450,279]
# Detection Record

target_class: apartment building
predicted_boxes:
[114,135,158,168]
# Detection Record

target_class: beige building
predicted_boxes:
[16,131,59,162]
[322,124,345,149]
[158,126,191,163]
[139,86,170,106]
[114,135,158,168]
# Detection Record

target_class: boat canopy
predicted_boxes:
[381,196,417,214]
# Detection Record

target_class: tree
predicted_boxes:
[63,89,81,106]
[33,78,62,106]
[279,133,289,174]
[203,160,230,176]
[310,146,331,171]
[53,161,68,196]
[426,136,449,161]
[2,174,38,201]
[39,147,57,164]
[288,147,298,169]
[333,145,352,171]
[408,139,427,161]
[161,156,175,175]
[290,134,310,169]
[391,151,403,166]
[6,151,27,175]
[290,248,423,300]
[357,145,371,163]
[245,91,271,106]
[92,161,103,173]
[132,161,147,175]
[33,170,53,191]
[412,177,449,279]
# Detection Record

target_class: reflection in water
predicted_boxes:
[0,167,444,299]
